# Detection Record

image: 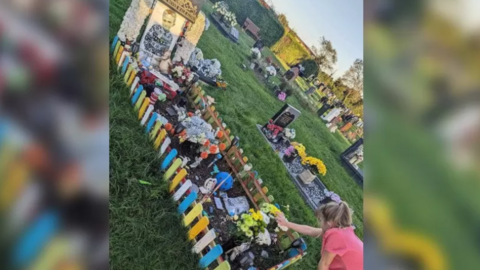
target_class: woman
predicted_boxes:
[276,201,363,270]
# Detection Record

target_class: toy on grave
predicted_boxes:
[207,153,223,168]
[179,156,191,168]
[190,151,209,168]
[236,251,255,269]
[200,177,217,194]
[286,238,307,258]
[237,163,253,179]
[224,242,251,262]
[158,50,173,75]
[210,164,220,175]
[215,172,233,191]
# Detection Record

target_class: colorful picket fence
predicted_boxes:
[110,36,305,270]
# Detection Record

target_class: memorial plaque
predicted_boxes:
[269,104,301,128]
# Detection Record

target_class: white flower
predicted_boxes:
[181,75,186,79]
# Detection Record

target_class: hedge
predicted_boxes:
[301,59,319,78]
[211,0,285,47]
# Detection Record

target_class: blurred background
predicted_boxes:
[0,0,108,269]
[365,0,480,269]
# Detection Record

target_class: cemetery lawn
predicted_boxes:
[110,1,363,269]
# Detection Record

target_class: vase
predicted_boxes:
[283,154,296,163]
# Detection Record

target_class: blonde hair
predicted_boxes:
[163,9,177,20]
[315,201,353,228]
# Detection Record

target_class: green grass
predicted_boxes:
[109,71,202,270]
[110,1,362,269]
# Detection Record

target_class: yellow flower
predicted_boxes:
[252,211,263,221]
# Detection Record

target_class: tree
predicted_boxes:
[341,59,363,93]
[311,37,338,73]
[277,14,289,28]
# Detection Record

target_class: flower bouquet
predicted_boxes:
[171,63,194,87]
[302,156,327,176]
[250,47,261,61]
[235,203,284,245]
[213,2,237,27]
[265,65,277,79]
[263,119,283,141]
[282,145,297,163]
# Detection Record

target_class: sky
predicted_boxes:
[271,0,363,78]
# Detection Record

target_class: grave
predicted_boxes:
[256,124,329,210]
[341,138,364,187]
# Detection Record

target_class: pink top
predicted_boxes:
[321,227,363,270]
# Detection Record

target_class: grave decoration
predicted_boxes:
[282,145,297,163]
[250,48,262,61]
[112,35,308,270]
[212,2,237,27]
[277,92,286,102]
[292,142,327,176]
[265,104,301,129]
[171,63,195,86]
[320,190,342,204]
[262,120,283,142]
[117,0,154,42]
[265,65,277,80]
[188,48,224,86]
[173,12,207,64]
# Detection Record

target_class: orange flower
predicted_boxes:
[216,131,224,138]
[164,123,173,131]
[203,140,210,146]
[187,112,194,117]
[200,152,209,159]
[209,145,218,154]
[219,143,226,151]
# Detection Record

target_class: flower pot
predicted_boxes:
[298,169,316,184]
[283,154,296,163]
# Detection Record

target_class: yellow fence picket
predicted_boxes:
[188,216,209,240]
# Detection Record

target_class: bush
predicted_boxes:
[211,0,285,46]
[301,59,319,78]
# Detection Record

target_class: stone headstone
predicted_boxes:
[321,108,343,122]
[269,104,301,129]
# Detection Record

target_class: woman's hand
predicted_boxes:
[276,213,289,228]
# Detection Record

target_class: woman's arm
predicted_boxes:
[276,213,324,237]
[318,251,336,270]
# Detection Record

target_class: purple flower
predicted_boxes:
[278,92,286,101]
[284,146,295,156]
[331,194,341,203]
